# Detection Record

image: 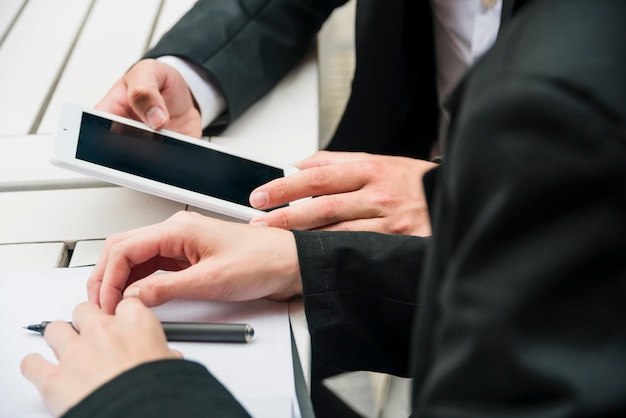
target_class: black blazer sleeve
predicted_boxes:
[412,0,626,415]
[294,230,430,377]
[145,0,344,130]
[63,360,250,418]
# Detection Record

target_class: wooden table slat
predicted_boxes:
[0,187,185,245]
[0,0,26,45]
[0,0,92,135]
[0,134,108,191]
[68,239,105,267]
[0,242,68,270]
[37,0,162,134]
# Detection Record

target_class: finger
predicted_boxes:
[250,161,374,210]
[123,60,169,129]
[94,79,138,120]
[87,228,143,306]
[170,349,184,359]
[313,208,432,236]
[313,217,397,233]
[114,296,155,320]
[251,191,378,230]
[294,150,371,170]
[121,261,254,307]
[98,221,193,313]
[70,302,106,334]
[114,297,167,338]
[43,321,80,360]
[87,241,114,305]
[120,268,208,308]
[86,267,103,306]
[21,353,58,389]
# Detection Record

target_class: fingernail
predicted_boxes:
[146,107,166,128]
[249,219,268,227]
[123,287,140,299]
[249,191,269,208]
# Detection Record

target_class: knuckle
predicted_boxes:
[354,159,381,176]
[170,210,191,222]
[87,314,110,331]
[315,150,332,158]
[169,210,201,229]
[271,180,290,203]
[270,210,294,230]
[107,244,127,265]
[305,169,332,192]
[380,209,429,235]
[333,222,352,232]
[370,191,399,208]
[127,84,155,106]
[132,58,156,72]
[314,198,341,223]
[86,278,99,292]
[384,218,412,235]
[105,231,125,246]
[146,281,169,305]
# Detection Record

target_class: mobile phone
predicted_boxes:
[52,103,299,220]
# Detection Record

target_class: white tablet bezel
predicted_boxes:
[51,103,300,221]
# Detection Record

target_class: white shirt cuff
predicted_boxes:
[156,55,227,130]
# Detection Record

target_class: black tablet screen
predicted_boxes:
[75,112,284,209]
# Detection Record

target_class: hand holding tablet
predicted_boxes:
[52,103,300,220]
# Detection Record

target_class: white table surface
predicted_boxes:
[1,0,315,391]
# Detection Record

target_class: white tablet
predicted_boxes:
[52,103,300,221]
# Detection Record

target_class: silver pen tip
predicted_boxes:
[244,324,255,342]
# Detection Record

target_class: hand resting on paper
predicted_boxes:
[87,211,303,315]
[248,151,437,236]
[21,298,181,416]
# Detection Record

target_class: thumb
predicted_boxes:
[21,353,56,388]
[123,61,170,129]
[122,267,215,307]
[126,83,169,130]
[144,106,168,130]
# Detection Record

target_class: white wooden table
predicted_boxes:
[0,0,317,394]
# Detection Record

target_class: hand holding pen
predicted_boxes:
[20,298,224,416]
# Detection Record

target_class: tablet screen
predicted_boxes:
[75,112,283,209]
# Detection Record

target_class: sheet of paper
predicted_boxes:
[0,267,299,418]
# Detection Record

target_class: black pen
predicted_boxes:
[23,321,254,343]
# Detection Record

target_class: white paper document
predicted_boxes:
[0,267,300,418]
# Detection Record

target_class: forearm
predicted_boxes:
[294,230,429,376]
[63,360,250,418]
[146,0,343,126]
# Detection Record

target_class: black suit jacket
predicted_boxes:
[64,0,626,416]
[299,2,626,415]
[411,1,626,415]
[145,0,439,158]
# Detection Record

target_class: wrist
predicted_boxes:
[266,229,303,300]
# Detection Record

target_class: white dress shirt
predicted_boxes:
[432,0,502,150]
[159,0,502,144]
